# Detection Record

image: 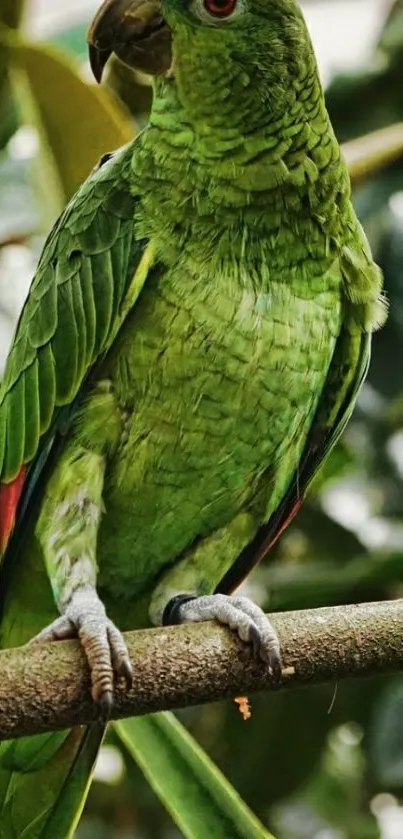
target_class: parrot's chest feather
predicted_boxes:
[98,247,341,598]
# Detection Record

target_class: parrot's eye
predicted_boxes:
[203,0,238,17]
[193,0,244,23]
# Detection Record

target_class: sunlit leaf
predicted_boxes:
[5,38,135,201]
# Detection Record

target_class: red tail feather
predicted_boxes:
[0,467,27,556]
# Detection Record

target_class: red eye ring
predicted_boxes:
[203,0,237,17]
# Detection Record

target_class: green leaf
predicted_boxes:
[115,713,276,839]
[370,680,403,787]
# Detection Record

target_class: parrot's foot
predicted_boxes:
[163,593,282,678]
[31,586,132,715]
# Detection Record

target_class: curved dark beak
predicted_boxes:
[88,45,111,84]
[87,0,172,82]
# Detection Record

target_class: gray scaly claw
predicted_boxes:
[30,586,133,709]
[170,593,282,678]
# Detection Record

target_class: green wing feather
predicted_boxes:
[0,141,145,487]
[0,140,151,839]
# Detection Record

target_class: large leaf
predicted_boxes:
[115,713,276,839]
[4,37,135,202]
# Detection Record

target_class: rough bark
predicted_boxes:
[1,599,403,740]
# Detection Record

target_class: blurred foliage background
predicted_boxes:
[1,0,403,837]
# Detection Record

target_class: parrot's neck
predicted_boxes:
[131,70,352,267]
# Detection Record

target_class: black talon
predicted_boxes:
[98,690,114,721]
[248,623,263,658]
[120,659,134,689]
[248,624,282,679]
[270,654,282,681]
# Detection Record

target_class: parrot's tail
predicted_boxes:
[0,724,105,839]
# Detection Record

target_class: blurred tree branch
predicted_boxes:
[1,599,403,741]
[264,550,403,611]
[344,122,403,184]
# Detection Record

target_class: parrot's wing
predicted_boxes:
[0,141,150,557]
[0,141,149,837]
[0,726,105,839]
[217,319,371,595]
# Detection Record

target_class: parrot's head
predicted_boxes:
[88,0,313,123]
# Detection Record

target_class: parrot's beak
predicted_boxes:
[87,0,172,82]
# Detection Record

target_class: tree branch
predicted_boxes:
[344,122,403,184]
[1,600,403,741]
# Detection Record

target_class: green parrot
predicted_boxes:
[0,0,386,834]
